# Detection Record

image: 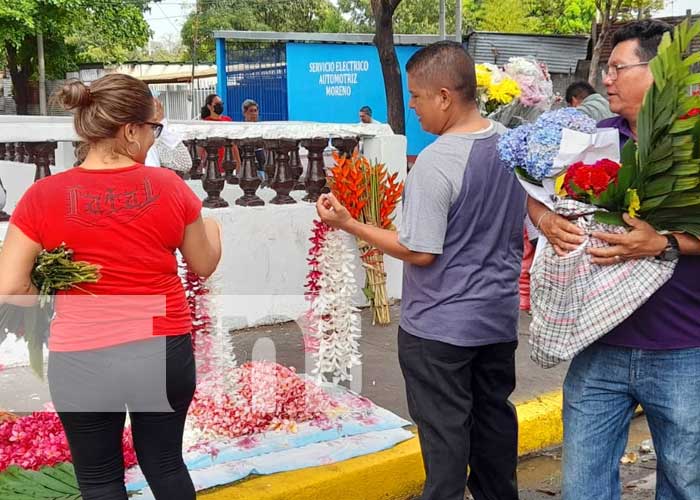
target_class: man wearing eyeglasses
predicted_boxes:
[528,19,700,500]
[597,24,658,151]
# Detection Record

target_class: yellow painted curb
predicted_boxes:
[517,390,563,456]
[199,436,425,500]
[199,390,564,500]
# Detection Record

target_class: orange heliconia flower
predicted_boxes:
[328,151,404,229]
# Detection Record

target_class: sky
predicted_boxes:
[144,0,700,42]
[144,0,196,43]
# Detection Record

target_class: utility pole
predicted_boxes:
[191,0,200,119]
[38,31,47,115]
[439,0,446,40]
[455,0,462,43]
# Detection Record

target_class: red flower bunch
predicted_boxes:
[680,108,700,120]
[304,220,331,300]
[0,411,137,472]
[564,159,621,198]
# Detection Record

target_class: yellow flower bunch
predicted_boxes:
[489,78,521,105]
[475,64,492,89]
[626,189,641,218]
[475,64,522,113]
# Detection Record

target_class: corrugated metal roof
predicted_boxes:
[465,32,590,74]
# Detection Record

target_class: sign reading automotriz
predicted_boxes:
[286,42,436,156]
[308,60,370,96]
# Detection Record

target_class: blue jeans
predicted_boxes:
[562,343,700,500]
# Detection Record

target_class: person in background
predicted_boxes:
[199,94,240,174]
[565,81,615,122]
[200,94,231,122]
[241,99,267,181]
[0,73,222,499]
[242,99,260,123]
[359,105,380,124]
[519,216,539,314]
[318,41,524,500]
[145,99,192,176]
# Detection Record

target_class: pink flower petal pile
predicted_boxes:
[0,411,136,472]
[188,361,335,440]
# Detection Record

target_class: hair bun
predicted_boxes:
[55,80,91,110]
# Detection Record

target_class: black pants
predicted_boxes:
[398,327,519,500]
[48,335,196,500]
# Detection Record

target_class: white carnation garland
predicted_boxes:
[306,224,362,384]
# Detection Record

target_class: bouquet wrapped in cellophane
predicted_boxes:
[327,152,403,325]
[497,20,700,368]
[0,243,100,378]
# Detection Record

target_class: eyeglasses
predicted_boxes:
[143,121,164,139]
[602,62,649,82]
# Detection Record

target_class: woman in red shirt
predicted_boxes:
[200,93,231,122]
[200,94,240,172]
[0,74,221,500]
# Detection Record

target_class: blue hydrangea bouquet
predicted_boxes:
[497,107,598,185]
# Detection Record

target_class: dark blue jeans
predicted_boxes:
[563,343,700,500]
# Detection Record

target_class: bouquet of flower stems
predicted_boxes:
[475,63,521,116]
[327,152,403,325]
[488,57,555,127]
[594,19,700,235]
[0,243,100,378]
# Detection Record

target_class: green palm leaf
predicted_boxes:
[633,18,700,232]
[0,463,81,499]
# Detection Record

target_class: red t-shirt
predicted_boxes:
[203,115,233,171]
[10,164,202,352]
[204,115,232,123]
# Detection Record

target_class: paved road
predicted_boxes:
[510,416,655,500]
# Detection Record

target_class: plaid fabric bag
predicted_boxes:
[529,199,677,368]
[156,141,192,173]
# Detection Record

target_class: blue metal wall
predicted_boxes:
[286,43,436,156]
[214,37,436,155]
[222,42,288,122]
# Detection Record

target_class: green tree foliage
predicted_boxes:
[530,0,597,35]
[338,0,480,34]
[479,0,539,33]
[338,0,665,36]
[0,0,152,113]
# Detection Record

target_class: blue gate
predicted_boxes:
[223,42,288,122]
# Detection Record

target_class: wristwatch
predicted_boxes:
[656,234,680,261]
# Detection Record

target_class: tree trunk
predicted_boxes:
[588,26,608,88]
[371,0,405,136]
[5,41,32,115]
[589,0,623,88]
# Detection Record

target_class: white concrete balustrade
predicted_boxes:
[0,117,406,331]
